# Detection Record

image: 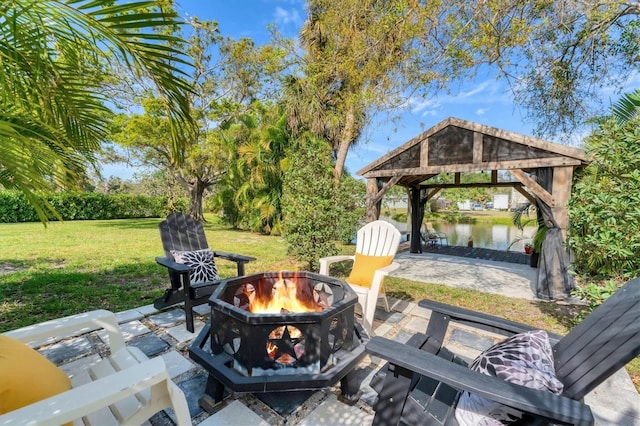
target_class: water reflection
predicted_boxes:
[381,217,536,252]
[435,223,537,251]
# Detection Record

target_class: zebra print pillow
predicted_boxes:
[170,248,219,284]
[455,329,564,425]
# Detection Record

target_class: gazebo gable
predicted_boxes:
[357,117,588,178]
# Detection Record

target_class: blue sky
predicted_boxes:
[102,0,634,180]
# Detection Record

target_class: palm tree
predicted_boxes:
[612,89,640,123]
[0,0,194,222]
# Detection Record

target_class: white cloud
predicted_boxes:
[596,70,640,99]
[457,80,497,98]
[624,70,640,89]
[405,79,510,117]
[273,6,302,26]
[406,97,440,115]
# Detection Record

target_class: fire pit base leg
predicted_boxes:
[198,394,218,414]
[199,374,227,413]
[338,369,362,406]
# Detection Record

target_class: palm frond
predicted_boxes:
[612,89,640,123]
[0,0,195,222]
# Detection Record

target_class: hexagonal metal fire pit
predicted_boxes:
[189,271,368,408]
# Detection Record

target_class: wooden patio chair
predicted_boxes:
[366,277,640,425]
[0,310,191,425]
[155,212,256,332]
[320,220,402,333]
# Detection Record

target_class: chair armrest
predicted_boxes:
[374,261,400,277]
[3,309,125,353]
[367,336,594,426]
[319,255,354,275]
[0,357,173,426]
[212,251,256,264]
[370,262,400,291]
[155,256,191,273]
[418,299,562,342]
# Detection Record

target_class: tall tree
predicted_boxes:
[217,103,290,234]
[288,1,640,183]
[286,0,427,181]
[0,0,194,222]
[108,19,288,221]
[449,1,640,136]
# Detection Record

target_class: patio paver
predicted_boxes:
[31,253,640,425]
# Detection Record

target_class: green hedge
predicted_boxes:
[0,191,189,222]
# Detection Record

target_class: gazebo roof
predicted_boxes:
[357,117,588,188]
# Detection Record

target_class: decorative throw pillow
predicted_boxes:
[0,335,71,414]
[170,248,219,284]
[347,253,394,290]
[455,330,564,425]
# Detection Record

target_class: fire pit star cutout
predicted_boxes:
[328,316,347,350]
[313,282,334,307]
[215,321,241,355]
[267,325,304,364]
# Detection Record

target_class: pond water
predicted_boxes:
[382,217,537,252]
[432,222,538,252]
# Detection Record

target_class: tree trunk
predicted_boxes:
[334,105,356,181]
[188,178,207,222]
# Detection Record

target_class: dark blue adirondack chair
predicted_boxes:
[155,213,256,332]
[367,278,640,425]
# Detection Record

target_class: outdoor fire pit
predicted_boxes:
[189,271,367,408]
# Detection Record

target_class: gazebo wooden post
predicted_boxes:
[410,187,422,253]
[551,166,574,241]
[365,178,381,222]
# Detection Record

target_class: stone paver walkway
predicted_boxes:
[32,295,640,425]
[420,244,531,265]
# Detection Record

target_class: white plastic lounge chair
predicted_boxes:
[0,309,191,425]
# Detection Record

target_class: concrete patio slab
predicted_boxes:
[392,251,538,300]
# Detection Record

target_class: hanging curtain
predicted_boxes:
[533,168,575,300]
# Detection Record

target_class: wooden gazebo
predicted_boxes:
[357,117,589,300]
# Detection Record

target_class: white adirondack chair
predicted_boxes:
[0,310,191,426]
[320,220,402,333]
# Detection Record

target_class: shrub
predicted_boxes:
[0,191,185,222]
[391,212,407,223]
[282,135,339,270]
[568,117,640,279]
[335,174,366,244]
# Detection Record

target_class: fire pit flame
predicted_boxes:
[236,271,325,314]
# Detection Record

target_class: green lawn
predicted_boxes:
[1,216,638,390]
[0,216,301,330]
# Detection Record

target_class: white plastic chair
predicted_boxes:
[320,220,402,333]
[0,310,191,426]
